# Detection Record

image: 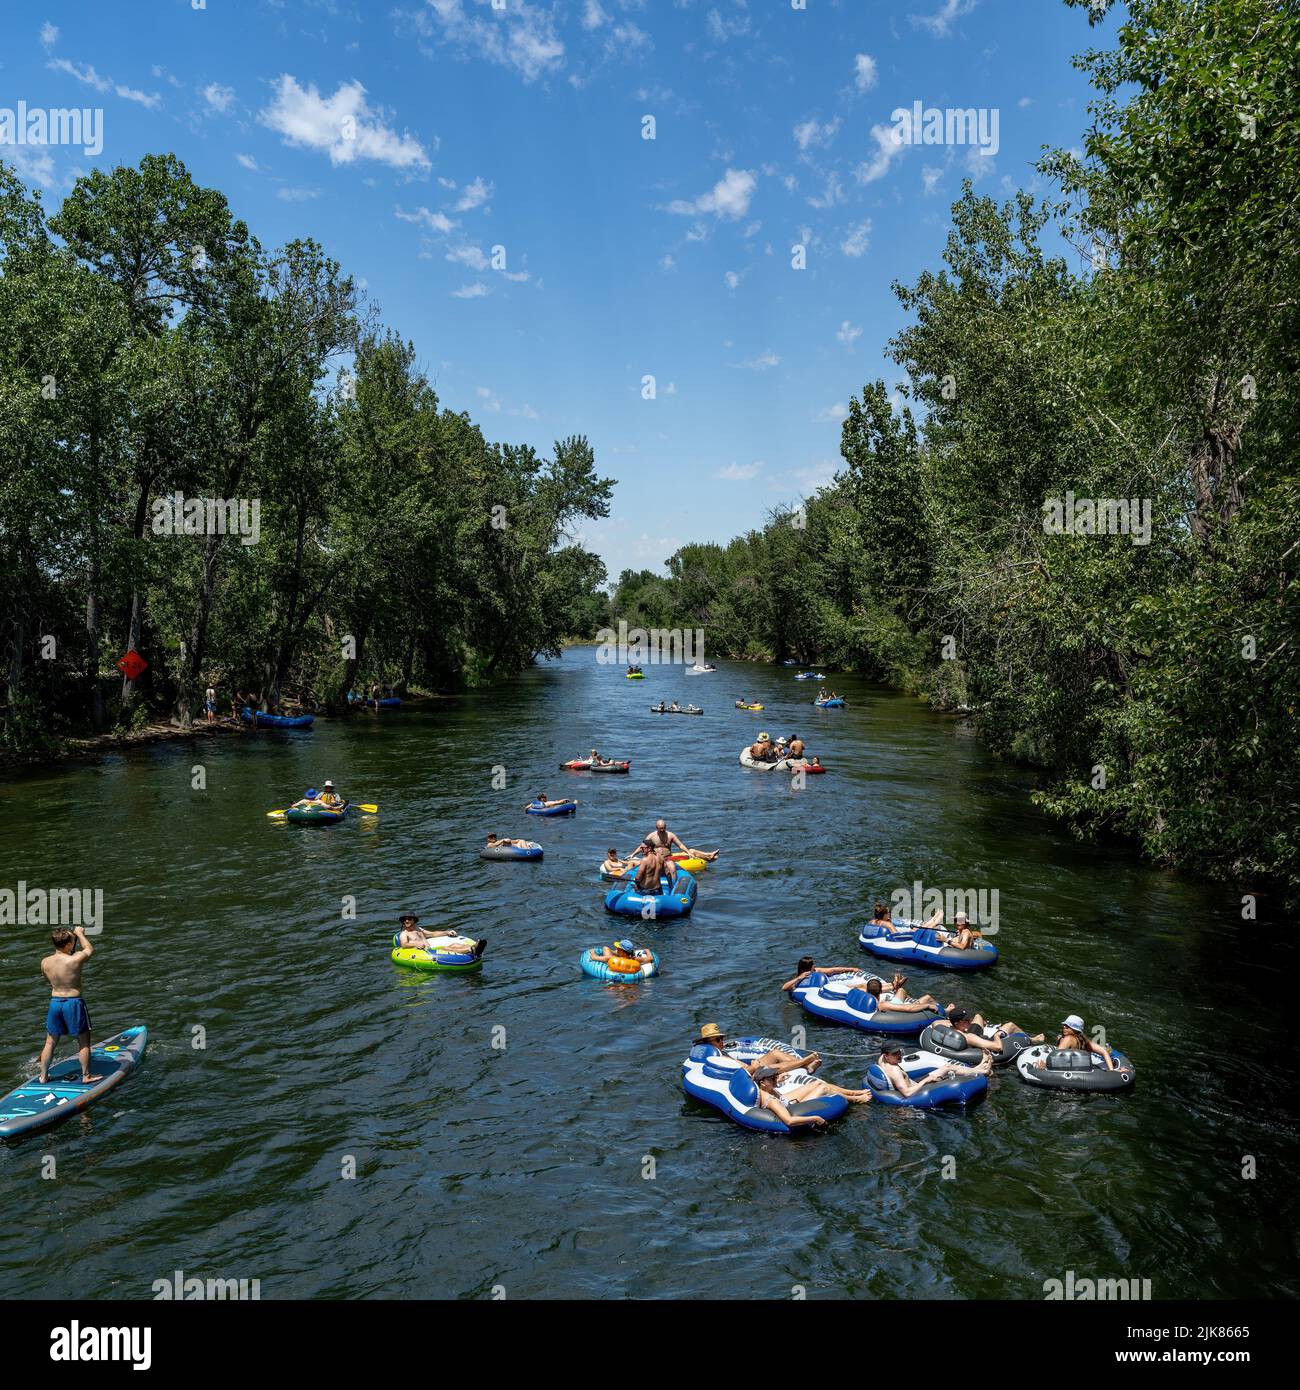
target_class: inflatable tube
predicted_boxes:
[793,971,941,1036]
[525,799,578,816]
[813,698,846,708]
[1016,1044,1135,1092]
[734,702,764,710]
[241,707,315,729]
[559,759,630,772]
[919,1021,1032,1066]
[681,1036,848,1134]
[794,672,826,681]
[738,746,795,770]
[601,854,706,881]
[858,920,998,971]
[625,671,645,679]
[789,761,827,775]
[480,842,543,861]
[390,932,482,972]
[685,665,717,674]
[865,1049,989,1108]
[605,869,697,918]
[285,799,349,825]
[580,947,660,982]
[648,706,703,715]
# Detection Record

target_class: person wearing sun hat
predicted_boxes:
[693,1023,812,1076]
[1037,1013,1117,1071]
[590,938,654,967]
[397,912,485,959]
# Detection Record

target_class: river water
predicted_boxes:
[1,658,1295,1300]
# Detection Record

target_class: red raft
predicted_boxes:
[560,758,631,773]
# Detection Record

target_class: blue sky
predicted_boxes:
[1,0,1114,579]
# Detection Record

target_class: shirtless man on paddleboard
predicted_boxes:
[39,926,100,1085]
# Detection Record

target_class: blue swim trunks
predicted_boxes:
[45,997,91,1038]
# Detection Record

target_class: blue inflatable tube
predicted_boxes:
[793,971,941,1035]
[605,869,697,918]
[858,920,998,971]
[682,1036,848,1133]
[794,671,826,681]
[525,799,577,816]
[813,697,845,708]
[580,947,660,982]
[480,843,543,860]
[865,1049,989,1108]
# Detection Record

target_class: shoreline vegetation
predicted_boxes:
[606,1,1299,908]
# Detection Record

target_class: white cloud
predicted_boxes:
[717,461,764,481]
[5,146,55,187]
[840,220,871,257]
[453,176,493,211]
[794,117,839,152]
[921,165,944,195]
[476,385,502,411]
[423,0,565,83]
[47,58,161,108]
[807,173,844,209]
[202,82,236,114]
[724,270,740,289]
[706,6,752,42]
[235,153,262,172]
[277,186,320,201]
[447,243,490,270]
[40,22,59,49]
[666,167,756,220]
[260,75,431,172]
[582,0,609,28]
[815,403,848,423]
[836,320,863,350]
[853,54,878,92]
[913,0,977,39]
[738,351,780,371]
[659,253,677,272]
[396,204,457,233]
[855,122,908,184]
[1018,96,1033,108]
[452,282,490,298]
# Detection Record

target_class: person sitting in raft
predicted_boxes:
[318,780,343,807]
[780,957,864,993]
[634,847,677,892]
[944,1007,1043,1053]
[788,734,806,758]
[869,900,908,934]
[600,848,630,877]
[589,748,604,765]
[877,1041,991,1096]
[591,939,655,968]
[485,832,536,850]
[862,976,939,1012]
[759,1064,875,1107]
[918,909,981,949]
[669,700,681,712]
[397,913,485,959]
[749,1069,830,1129]
[694,1023,815,1076]
[524,793,574,811]
[1036,1013,1116,1071]
[638,817,721,862]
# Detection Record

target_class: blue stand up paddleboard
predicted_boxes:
[0,1026,148,1140]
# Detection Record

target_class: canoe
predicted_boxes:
[0,1027,148,1140]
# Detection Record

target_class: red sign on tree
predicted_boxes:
[116,650,148,681]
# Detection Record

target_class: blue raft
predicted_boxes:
[480,842,543,860]
[813,697,845,708]
[241,706,315,729]
[580,947,660,982]
[792,971,941,1036]
[525,799,578,817]
[865,1048,989,1108]
[682,1037,847,1133]
[605,869,697,918]
[858,920,998,971]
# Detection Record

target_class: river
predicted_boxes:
[1,657,1295,1299]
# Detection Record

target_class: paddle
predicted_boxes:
[266,802,379,818]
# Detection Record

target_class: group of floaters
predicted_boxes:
[681,896,1134,1134]
[739,730,824,772]
[265,779,380,824]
